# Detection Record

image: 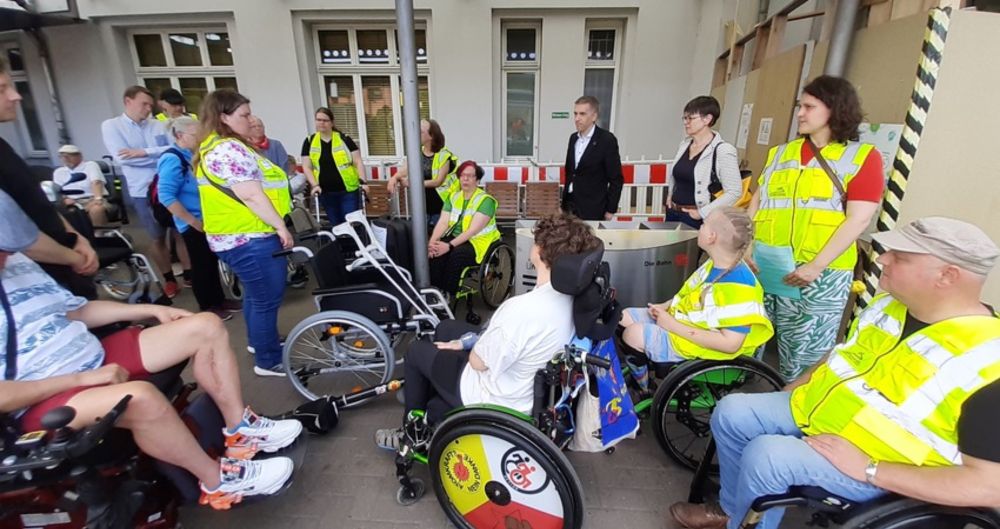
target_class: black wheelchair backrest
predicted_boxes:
[551,243,622,342]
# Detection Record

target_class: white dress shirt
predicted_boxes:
[574,124,596,167]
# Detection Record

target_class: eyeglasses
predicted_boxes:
[682,114,703,122]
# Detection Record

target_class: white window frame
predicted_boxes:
[128,28,237,93]
[500,20,541,160]
[313,24,430,160]
[583,20,624,131]
[2,42,48,157]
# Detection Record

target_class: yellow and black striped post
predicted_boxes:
[854,6,952,316]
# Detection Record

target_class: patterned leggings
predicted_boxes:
[764,268,852,382]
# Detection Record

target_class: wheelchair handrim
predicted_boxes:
[430,420,582,529]
[480,245,514,309]
[98,262,140,300]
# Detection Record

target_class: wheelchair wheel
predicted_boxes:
[652,358,783,471]
[842,498,1000,529]
[429,408,585,529]
[98,261,140,300]
[218,261,242,300]
[478,243,514,310]
[282,311,394,405]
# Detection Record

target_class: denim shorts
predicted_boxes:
[623,307,685,363]
[130,195,167,239]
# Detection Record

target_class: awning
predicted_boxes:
[0,3,78,32]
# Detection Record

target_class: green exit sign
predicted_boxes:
[551,111,569,119]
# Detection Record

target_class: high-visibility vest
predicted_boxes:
[431,147,459,202]
[195,132,292,236]
[155,112,197,122]
[754,137,876,271]
[790,293,1000,466]
[667,260,773,360]
[446,187,500,263]
[308,132,360,192]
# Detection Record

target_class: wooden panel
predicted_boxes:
[523,182,561,219]
[742,45,806,174]
[485,181,520,219]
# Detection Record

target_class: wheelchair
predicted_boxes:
[626,352,783,471]
[0,333,305,529]
[390,244,620,529]
[276,210,453,404]
[687,439,1000,529]
[42,179,166,304]
[454,238,516,325]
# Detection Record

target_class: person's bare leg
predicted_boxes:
[148,236,173,281]
[86,203,108,227]
[137,313,245,429]
[623,323,647,351]
[66,381,221,488]
[174,231,191,271]
[620,310,636,327]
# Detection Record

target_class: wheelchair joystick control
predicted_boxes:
[40,406,77,445]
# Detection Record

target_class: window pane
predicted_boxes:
[318,30,351,64]
[169,33,203,67]
[587,30,615,61]
[584,69,614,128]
[133,34,167,67]
[7,48,24,72]
[394,29,427,63]
[505,28,537,62]
[506,72,535,157]
[178,78,209,115]
[143,78,174,102]
[214,77,239,92]
[418,76,430,120]
[205,32,234,66]
[361,76,395,156]
[357,30,390,64]
[324,75,360,140]
[14,81,45,152]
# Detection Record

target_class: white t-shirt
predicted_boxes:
[52,161,107,199]
[459,281,575,414]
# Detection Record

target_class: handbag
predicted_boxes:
[705,142,753,209]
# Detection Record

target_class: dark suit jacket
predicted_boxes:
[562,126,623,221]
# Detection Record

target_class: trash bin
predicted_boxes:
[514,220,700,308]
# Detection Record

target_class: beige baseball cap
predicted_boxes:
[871,217,999,275]
[57,144,81,155]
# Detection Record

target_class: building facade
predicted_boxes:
[1,0,737,168]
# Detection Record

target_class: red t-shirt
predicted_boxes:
[800,142,884,203]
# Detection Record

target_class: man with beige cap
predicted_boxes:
[670,217,1000,529]
[52,144,112,225]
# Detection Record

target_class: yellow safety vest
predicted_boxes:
[754,137,876,271]
[431,147,459,203]
[447,188,500,263]
[195,132,292,236]
[790,294,1000,466]
[308,132,360,192]
[667,260,773,360]
[155,112,197,122]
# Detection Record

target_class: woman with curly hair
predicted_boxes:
[374,212,602,449]
[746,75,884,381]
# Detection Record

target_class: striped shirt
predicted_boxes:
[0,254,104,389]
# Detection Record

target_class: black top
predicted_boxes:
[958,379,1000,463]
[0,138,72,247]
[670,143,701,207]
[301,133,359,193]
[421,151,453,216]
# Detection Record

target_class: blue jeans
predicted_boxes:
[319,190,361,227]
[711,392,886,529]
[215,236,287,369]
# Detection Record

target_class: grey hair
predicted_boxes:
[168,116,199,139]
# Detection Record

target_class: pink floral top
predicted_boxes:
[203,139,275,253]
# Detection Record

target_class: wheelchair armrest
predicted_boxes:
[312,283,382,296]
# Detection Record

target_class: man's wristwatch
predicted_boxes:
[865,459,879,484]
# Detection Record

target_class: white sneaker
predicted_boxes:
[198,457,293,510]
[247,345,255,354]
[224,407,303,459]
[253,365,287,377]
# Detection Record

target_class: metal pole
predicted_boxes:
[824,0,861,76]
[395,0,430,287]
[15,0,71,146]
